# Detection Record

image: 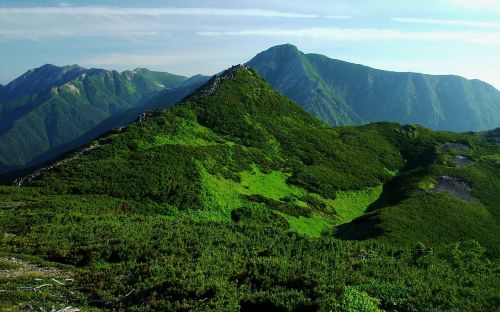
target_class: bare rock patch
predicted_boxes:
[440,142,470,153]
[429,175,476,202]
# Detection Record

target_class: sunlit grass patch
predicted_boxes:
[277,212,334,237]
[239,165,304,200]
[417,176,436,191]
[329,184,383,223]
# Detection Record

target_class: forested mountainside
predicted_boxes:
[247,44,500,132]
[0,64,197,173]
[1,66,498,311]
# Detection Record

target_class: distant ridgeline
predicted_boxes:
[247,44,500,131]
[0,65,499,310]
[1,45,499,176]
[0,64,208,176]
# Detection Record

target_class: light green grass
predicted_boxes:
[278,212,334,237]
[198,165,382,234]
[417,176,436,191]
[328,185,383,223]
[239,164,305,200]
[136,118,219,149]
[197,165,244,221]
[197,164,305,221]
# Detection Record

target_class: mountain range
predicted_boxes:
[247,44,500,131]
[1,65,498,310]
[0,44,499,176]
[0,64,207,174]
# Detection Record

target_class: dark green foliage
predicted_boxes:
[301,195,327,211]
[231,206,289,229]
[1,195,498,311]
[337,127,500,256]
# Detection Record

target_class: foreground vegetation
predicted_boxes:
[1,201,498,311]
[1,66,499,310]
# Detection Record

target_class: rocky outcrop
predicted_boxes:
[429,175,476,202]
[138,111,155,123]
[440,143,470,153]
[190,64,251,97]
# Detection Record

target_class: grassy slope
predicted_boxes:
[0,66,499,310]
[336,127,500,256]
[24,67,402,232]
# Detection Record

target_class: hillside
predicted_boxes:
[1,66,498,310]
[247,44,500,131]
[0,64,189,173]
[3,44,498,175]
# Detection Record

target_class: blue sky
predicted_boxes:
[0,0,499,89]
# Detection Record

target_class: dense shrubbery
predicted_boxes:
[1,67,499,310]
[1,194,498,310]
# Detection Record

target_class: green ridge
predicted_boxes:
[1,66,499,311]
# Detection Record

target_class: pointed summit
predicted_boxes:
[189,64,252,97]
[0,64,87,103]
[254,43,301,59]
[247,44,500,131]
[247,44,363,126]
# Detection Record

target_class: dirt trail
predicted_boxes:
[0,257,72,279]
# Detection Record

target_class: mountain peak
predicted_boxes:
[131,68,150,73]
[0,64,88,104]
[251,44,301,61]
[267,43,299,52]
[247,44,500,131]
[219,64,251,78]
[190,64,253,97]
[36,63,83,72]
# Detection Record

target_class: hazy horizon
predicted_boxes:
[1,0,499,89]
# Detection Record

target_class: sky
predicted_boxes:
[0,0,499,89]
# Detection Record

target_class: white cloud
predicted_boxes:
[0,7,318,18]
[391,17,500,29]
[325,15,351,20]
[79,53,205,67]
[198,27,500,45]
[0,8,170,40]
[0,6,321,40]
[0,29,161,40]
